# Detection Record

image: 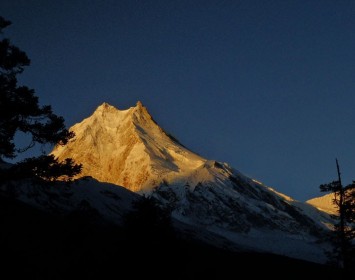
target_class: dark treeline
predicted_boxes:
[0,194,344,280]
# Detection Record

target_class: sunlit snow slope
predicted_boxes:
[52,102,205,192]
[307,193,338,215]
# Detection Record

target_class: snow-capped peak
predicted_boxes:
[51,102,205,192]
[50,101,335,263]
[96,101,115,111]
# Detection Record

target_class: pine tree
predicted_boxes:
[0,16,81,181]
[320,159,355,272]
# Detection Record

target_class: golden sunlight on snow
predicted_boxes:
[306,193,338,215]
[51,101,206,192]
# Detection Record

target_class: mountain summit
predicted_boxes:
[52,101,205,192]
[51,102,334,263]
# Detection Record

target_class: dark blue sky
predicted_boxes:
[2,0,355,201]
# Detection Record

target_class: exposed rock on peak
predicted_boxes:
[136,100,143,108]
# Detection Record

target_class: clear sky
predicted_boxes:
[2,0,355,201]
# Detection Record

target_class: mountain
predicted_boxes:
[52,101,205,192]
[51,101,335,263]
[307,193,338,215]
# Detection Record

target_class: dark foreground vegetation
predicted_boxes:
[0,194,344,280]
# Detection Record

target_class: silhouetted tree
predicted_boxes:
[124,196,174,238]
[320,159,355,272]
[123,195,176,253]
[0,16,81,181]
[6,154,82,182]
